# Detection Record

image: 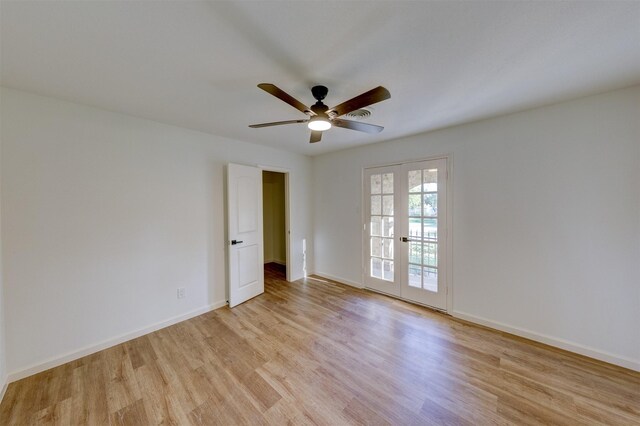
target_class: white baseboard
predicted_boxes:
[0,376,7,404]
[451,310,640,372]
[264,259,286,266]
[7,300,227,383]
[310,272,364,289]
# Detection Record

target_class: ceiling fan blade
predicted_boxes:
[327,86,390,118]
[257,83,313,115]
[310,131,322,143]
[249,119,308,128]
[332,118,384,134]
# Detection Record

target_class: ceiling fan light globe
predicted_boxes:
[308,117,331,131]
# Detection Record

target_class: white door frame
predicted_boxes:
[361,154,454,312]
[259,164,292,283]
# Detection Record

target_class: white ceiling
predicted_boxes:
[1,1,639,156]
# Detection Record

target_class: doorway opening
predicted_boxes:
[262,170,288,283]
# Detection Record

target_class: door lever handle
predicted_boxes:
[231,240,244,245]
[400,237,415,242]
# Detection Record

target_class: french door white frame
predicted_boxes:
[361,155,453,312]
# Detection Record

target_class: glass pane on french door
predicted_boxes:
[369,173,394,281]
[364,167,399,296]
[401,158,447,310]
[407,168,438,292]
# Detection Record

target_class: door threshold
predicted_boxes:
[364,286,448,314]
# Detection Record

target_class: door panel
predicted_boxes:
[227,163,264,307]
[364,158,448,310]
[237,176,258,233]
[399,159,447,309]
[363,166,398,296]
[237,245,259,288]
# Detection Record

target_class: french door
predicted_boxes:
[363,158,448,310]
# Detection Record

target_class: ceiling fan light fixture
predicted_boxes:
[250,83,390,143]
[308,116,331,131]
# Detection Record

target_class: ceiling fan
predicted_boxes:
[249,83,391,143]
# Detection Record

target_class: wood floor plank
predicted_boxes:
[109,398,149,426]
[1,263,638,425]
[72,358,110,425]
[134,362,191,425]
[103,345,142,415]
[241,371,281,412]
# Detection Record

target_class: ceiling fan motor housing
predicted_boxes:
[311,85,329,101]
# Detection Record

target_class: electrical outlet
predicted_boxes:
[177,287,185,299]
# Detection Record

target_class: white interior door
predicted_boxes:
[227,163,264,308]
[363,158,448,311]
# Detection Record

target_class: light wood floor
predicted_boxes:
[1,264,639,425]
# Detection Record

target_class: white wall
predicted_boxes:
[263,171,286,264]
[0,125,6,397]
[0,87,313,378]
[313,86,640,370]
[0,273,5,400]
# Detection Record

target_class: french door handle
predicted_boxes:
[231,240,244,245]
[400,237,415,242]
